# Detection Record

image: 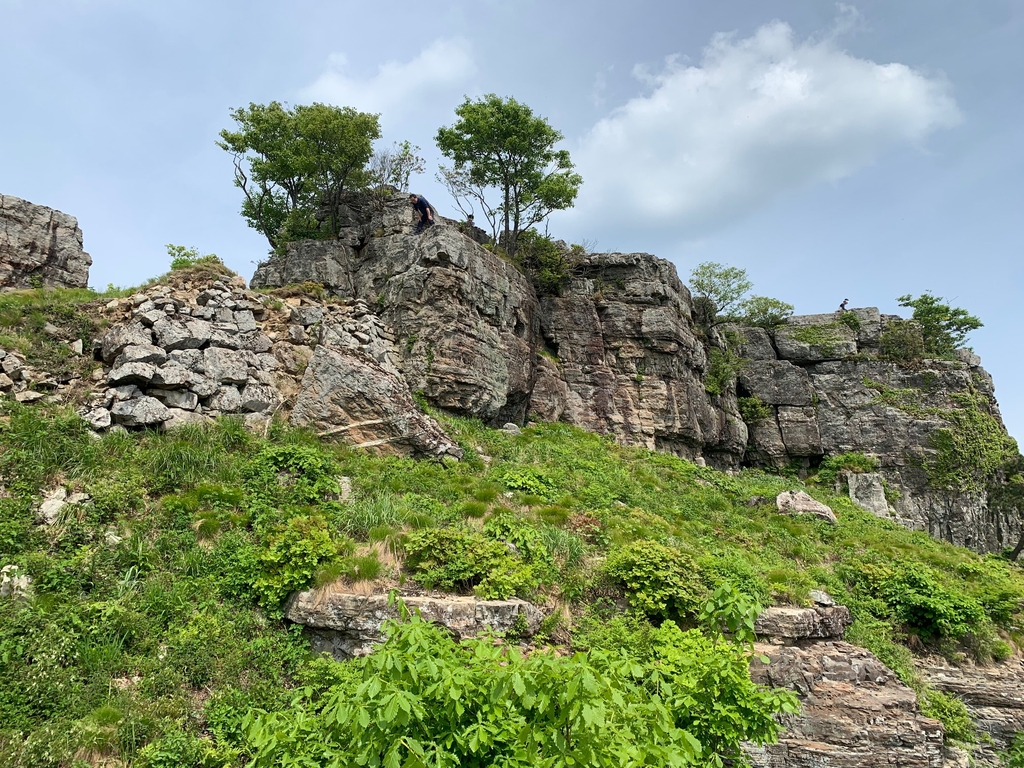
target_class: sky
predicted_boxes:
[2,0,1022,437]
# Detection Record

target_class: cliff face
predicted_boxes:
[251,193,1018,553]
[0,195,92,290]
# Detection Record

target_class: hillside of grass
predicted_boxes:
[1,279,1022,766]
[2,389,1023,765]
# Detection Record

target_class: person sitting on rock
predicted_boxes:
[838,298,849,311]
[409,194,435,234]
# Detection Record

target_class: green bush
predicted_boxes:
[879,319,925,362]
[166,244,226,272]
[241,609,796,768]
[604,540,706,619]
[705,347,744,396]
[813,452,878,487]
[867,562,986,640]
[496,466,556,500]
[740,296,794,328]
[920,689,974,743]
[897,292,982,358]
[252,514,345,609]
[738,395,772,424]
[512,229,584,296]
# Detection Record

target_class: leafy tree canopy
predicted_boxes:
[436,94,582,254]
[897,292,982,358]
[688,262,793,328]
[218,102,380,252]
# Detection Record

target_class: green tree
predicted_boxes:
[218,101,381,251]
[897,292,982,358]
[436,94,582,254]
[688,262,793,328]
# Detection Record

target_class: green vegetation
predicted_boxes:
[436,94,582,256]
[513,229,586,296]
[2,401,1021,765]
[897,293,982,358]
[879,319,926,363]
[705,346,745,396]
[218,101,381,252]
[687,262,793,328]
[866,381,1019,493]
[789,323,848,356]
[738,395,773,424]
[811,452,879,487]
[165,244,225,273]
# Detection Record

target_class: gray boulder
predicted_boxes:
[291,345,463,460]
[0,195,92,289]
[110,396,170,427]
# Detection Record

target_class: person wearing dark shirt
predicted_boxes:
[838,298,849,311]
[409,194,435,234]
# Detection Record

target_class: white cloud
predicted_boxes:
[300,38,475,119]
[572,18,962,238]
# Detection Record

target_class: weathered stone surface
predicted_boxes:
[285,589,544,658]
[777,406,822,456]
[163,408,212,430]
[202,347,249,384]
[149,388,199,410]
[292,345,463,459]
[150,363,191,390]
[152,317,211,350]
[738,360,814,407]
[918,658,1024,766]
[110,396,170,426]
[100,323,154,363]
[746,641,945,768]
[78,406,112,430]
[847,471,891,517]
[777,490,837,524]
[239,383,278,412]
[107,362,156,386]
[0,195,92,289]
[754,605,852,642]
[732,325,777,360]
[208,385,243,412]
[113,344,167,368]
[775,324,858,363]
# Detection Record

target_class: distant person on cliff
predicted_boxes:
[838,298,849,311]
[410,194,435,234]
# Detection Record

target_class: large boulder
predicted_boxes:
[290,344,463,460]
[0,195,92,289]
[285,589,544,658]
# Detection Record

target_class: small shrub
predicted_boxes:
[738,395,773,424]
[813,452,878,487]
[166,244,225,272]
[705,347,744,396]
[867,562,986,640]
[920,689,974,743]
[741,296,794,328]
[604,540,706,619]
[837,311,861,331]
[879,319,925,362]
[496,466,556,500]
[252,514,345,609]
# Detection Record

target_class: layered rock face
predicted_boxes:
[252,195,746,468]
[85,272,461,459]
[748,601,952,768]
[251,195,1019,549]
[735,310,1018,552]
[0,195,92,289]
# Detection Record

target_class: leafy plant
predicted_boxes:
[166,244,224,272]
[879,319,926,363]
[738,396,773,424]
[705,347,744,396]
[741,296,794,329]
[604,540,706,619]
[252,514,345,609]
[897,293,982,358]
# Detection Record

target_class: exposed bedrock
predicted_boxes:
[0,194,92,290]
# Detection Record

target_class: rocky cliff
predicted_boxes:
[0,195,92,290]
[250,192,1019,554]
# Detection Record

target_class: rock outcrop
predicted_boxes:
[918,658,1024,766]
[735,310,1018,553]
[748,601,954,768]
[1,195,92,289]
[252,195,746,468]
[82,273,460,459]
[284,588,544,658]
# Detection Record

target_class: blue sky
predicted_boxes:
[2,0,1022,438]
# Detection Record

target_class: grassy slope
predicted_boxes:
[1,286,1022,765]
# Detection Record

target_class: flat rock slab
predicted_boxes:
[285,590,544,659]
[755,605,852,642]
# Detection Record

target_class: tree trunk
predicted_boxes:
[1009,533,1024,561]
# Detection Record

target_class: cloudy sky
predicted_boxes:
[2,0,1022,437]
